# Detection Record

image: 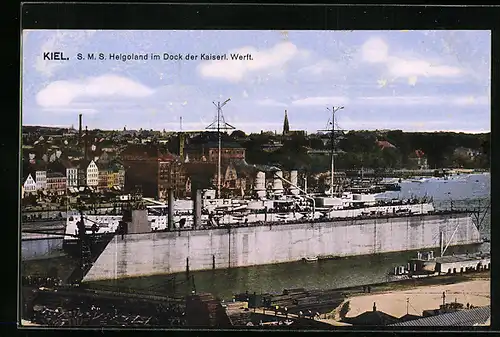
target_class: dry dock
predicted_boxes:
[83,211,481,282]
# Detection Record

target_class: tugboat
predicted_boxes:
[389,250,491,281]
[389,251,438,281]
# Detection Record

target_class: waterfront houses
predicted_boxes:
[86,160,99,187]
[46,172,67,195]
[21,156,125,199]
[23,173,37,195]
[62,160,79,187]
[35,171,47,190]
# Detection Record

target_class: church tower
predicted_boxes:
[282,110,290,135]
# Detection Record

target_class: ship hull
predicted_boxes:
[83,212,482,282]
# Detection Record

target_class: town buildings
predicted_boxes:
[35,171,47,190]
[185,141,246,164]
[97,163,110,191]
[409,149,429,170]
[121,144,163,198]
[120,139,251,200]
[21,157,125,199]
[86,160,99,187]
[208,143,246,163]
[23,173,37,195]
[62,161,79,187]
[46,172,67,195]
[158,154,187,199]
[121,144,191,199]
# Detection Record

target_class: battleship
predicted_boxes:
[61,105,485,283]
[65,172,484,283]
[61,171,405,256]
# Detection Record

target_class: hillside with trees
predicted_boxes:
[236,130,490,172]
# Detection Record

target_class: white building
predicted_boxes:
[23,173,37,195]
[66,167,78,187]
[35,171,47,190]
[86,160,99,187]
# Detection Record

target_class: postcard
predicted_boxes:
[20,29,491,328]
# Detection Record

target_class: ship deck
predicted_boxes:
[84,209,472,236]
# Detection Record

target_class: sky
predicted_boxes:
[22,30,491,133]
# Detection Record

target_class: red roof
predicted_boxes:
[415,149,425,158]
[157,151,179,162]
[376,140,396,149]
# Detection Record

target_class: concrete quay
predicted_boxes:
[339,279,490,321]
[83,212,481,282]
[230,272,489,327]
[22,220,65,231]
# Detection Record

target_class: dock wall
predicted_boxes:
[22,236,63,260]
[83,213,482,282]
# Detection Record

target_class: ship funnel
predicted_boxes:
[193,188,202,229]
[168,189,174,231]
[254,171,266,199]
[290,170,299,195]
[273,170,284,195]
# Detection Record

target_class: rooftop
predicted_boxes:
[389,306,490,327]
[343,310,399,326]
[376,140,396,149]
[202,141,245,149]
[47,172,65,178]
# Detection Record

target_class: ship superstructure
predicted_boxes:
[62,171,432,245]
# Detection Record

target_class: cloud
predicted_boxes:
[292,96,349,106]
[361,37,389,63]
[298,59,337,75]
[36,75,155,108]
[197,42,306,82]
[31,30,97,77]
[387,58,462,78]
[361,37,462,81]
[256,98,288,107]
[356,95,489,106]
[451,95,490,106]
[40,108,99,114]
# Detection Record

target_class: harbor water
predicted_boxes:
[91,173,490,300]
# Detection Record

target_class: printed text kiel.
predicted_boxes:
[43,52,69,61]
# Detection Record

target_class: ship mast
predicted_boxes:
[206,99,234,199]
[326,106,344,197]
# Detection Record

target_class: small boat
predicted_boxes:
[303,256,318,262]
[410,177,428,183]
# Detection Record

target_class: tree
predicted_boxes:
[231,130,246,139]
[381,148,402,169]
[309,138,325,150]
[283,134,308,150]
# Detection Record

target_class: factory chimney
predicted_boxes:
[78,114,83,144]
[84,126,88,161]
[179,133,185,159]
[168,189,174,231]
